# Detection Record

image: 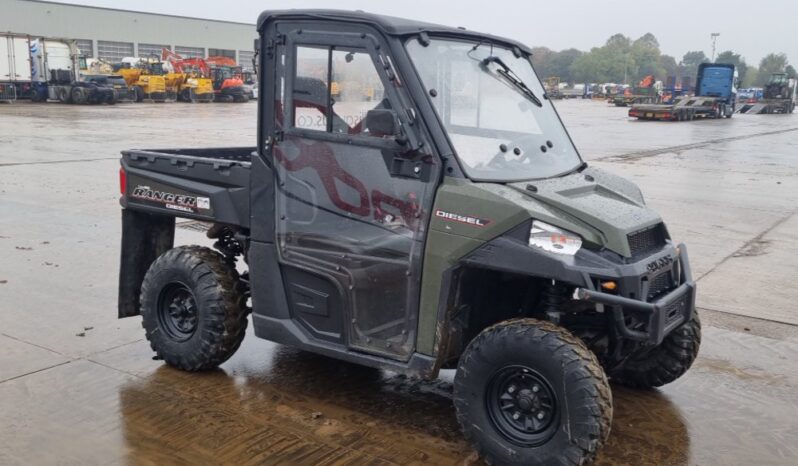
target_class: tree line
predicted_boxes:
[531,33,795,88]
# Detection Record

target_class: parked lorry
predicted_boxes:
[30,38,116,104]
[117,10,700,465]
[737,73,796,114]
[83,74,137,102]
[629,63,737,120]
[0,33,33,102]
[559,83,586,98]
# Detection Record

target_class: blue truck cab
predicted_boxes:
[695,63,737,104]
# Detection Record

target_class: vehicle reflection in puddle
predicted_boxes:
[113,326,798,465]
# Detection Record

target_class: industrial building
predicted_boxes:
[0,0,257,69]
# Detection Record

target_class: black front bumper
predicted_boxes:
[463,228,696,347]
[575,244,695,345]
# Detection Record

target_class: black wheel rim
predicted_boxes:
[486,365,559,447]
[157,283,199,341]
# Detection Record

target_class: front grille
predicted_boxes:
[628,223,667,257]
[647,272,673,301]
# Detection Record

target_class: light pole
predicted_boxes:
[710,33,720,62]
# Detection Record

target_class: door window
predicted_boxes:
[292,46,388,138]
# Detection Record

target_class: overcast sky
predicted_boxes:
[53,0,795,65]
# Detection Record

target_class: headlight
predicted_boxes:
[529,220,582,255]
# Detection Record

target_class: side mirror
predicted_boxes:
[365,109,401,138]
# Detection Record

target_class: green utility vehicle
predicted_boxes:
[118,10,700,465]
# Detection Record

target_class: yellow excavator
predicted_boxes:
[161,49,215,102]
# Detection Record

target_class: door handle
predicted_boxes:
[389,157,429,180]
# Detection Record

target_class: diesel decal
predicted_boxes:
[130,185,210,213]
[435,209,490,227]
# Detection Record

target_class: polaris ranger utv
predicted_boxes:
[118,10,699,465]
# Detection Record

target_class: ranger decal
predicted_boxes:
[130,185,210,213]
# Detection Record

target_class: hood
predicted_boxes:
[499,167,662,256]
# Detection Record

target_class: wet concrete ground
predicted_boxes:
[1,100,797,465]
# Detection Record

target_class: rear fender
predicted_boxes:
[118,209,175,318]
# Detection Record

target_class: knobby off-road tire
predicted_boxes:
[454,319,612,466]
[140,246,248,371]
[611,311,701,389]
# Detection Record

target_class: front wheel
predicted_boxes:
[454,319,612,466]
[140,246,248,371]
[610,311,701,388]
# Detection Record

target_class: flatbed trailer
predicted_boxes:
[630,63,737,121]
[612,92,658,107]
[736,99,795,114]
[737,74,796,114]
[629,96,733,121]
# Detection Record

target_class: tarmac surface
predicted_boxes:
[1,99,797,465]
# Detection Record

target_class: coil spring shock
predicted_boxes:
[207,224,245,264]
[540,280,570,324]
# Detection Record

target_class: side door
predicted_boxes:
[12,37,32,81]
[269,23,439,360]
[0,38,10,82]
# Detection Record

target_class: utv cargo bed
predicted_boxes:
[120,147,254,227]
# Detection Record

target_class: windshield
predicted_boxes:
[406,38,582,181]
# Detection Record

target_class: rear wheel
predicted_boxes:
[140,246,248,371]
[610,311,701,388]
[454,319,612,465]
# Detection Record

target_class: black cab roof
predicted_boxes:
[257,9,531,54]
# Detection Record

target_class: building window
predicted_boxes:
[239,51,255,71]
[138,43,169,60]
[97,40,134,63]
[208,48,235,60]
[175,46,204,59]
[75,39,93,58]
